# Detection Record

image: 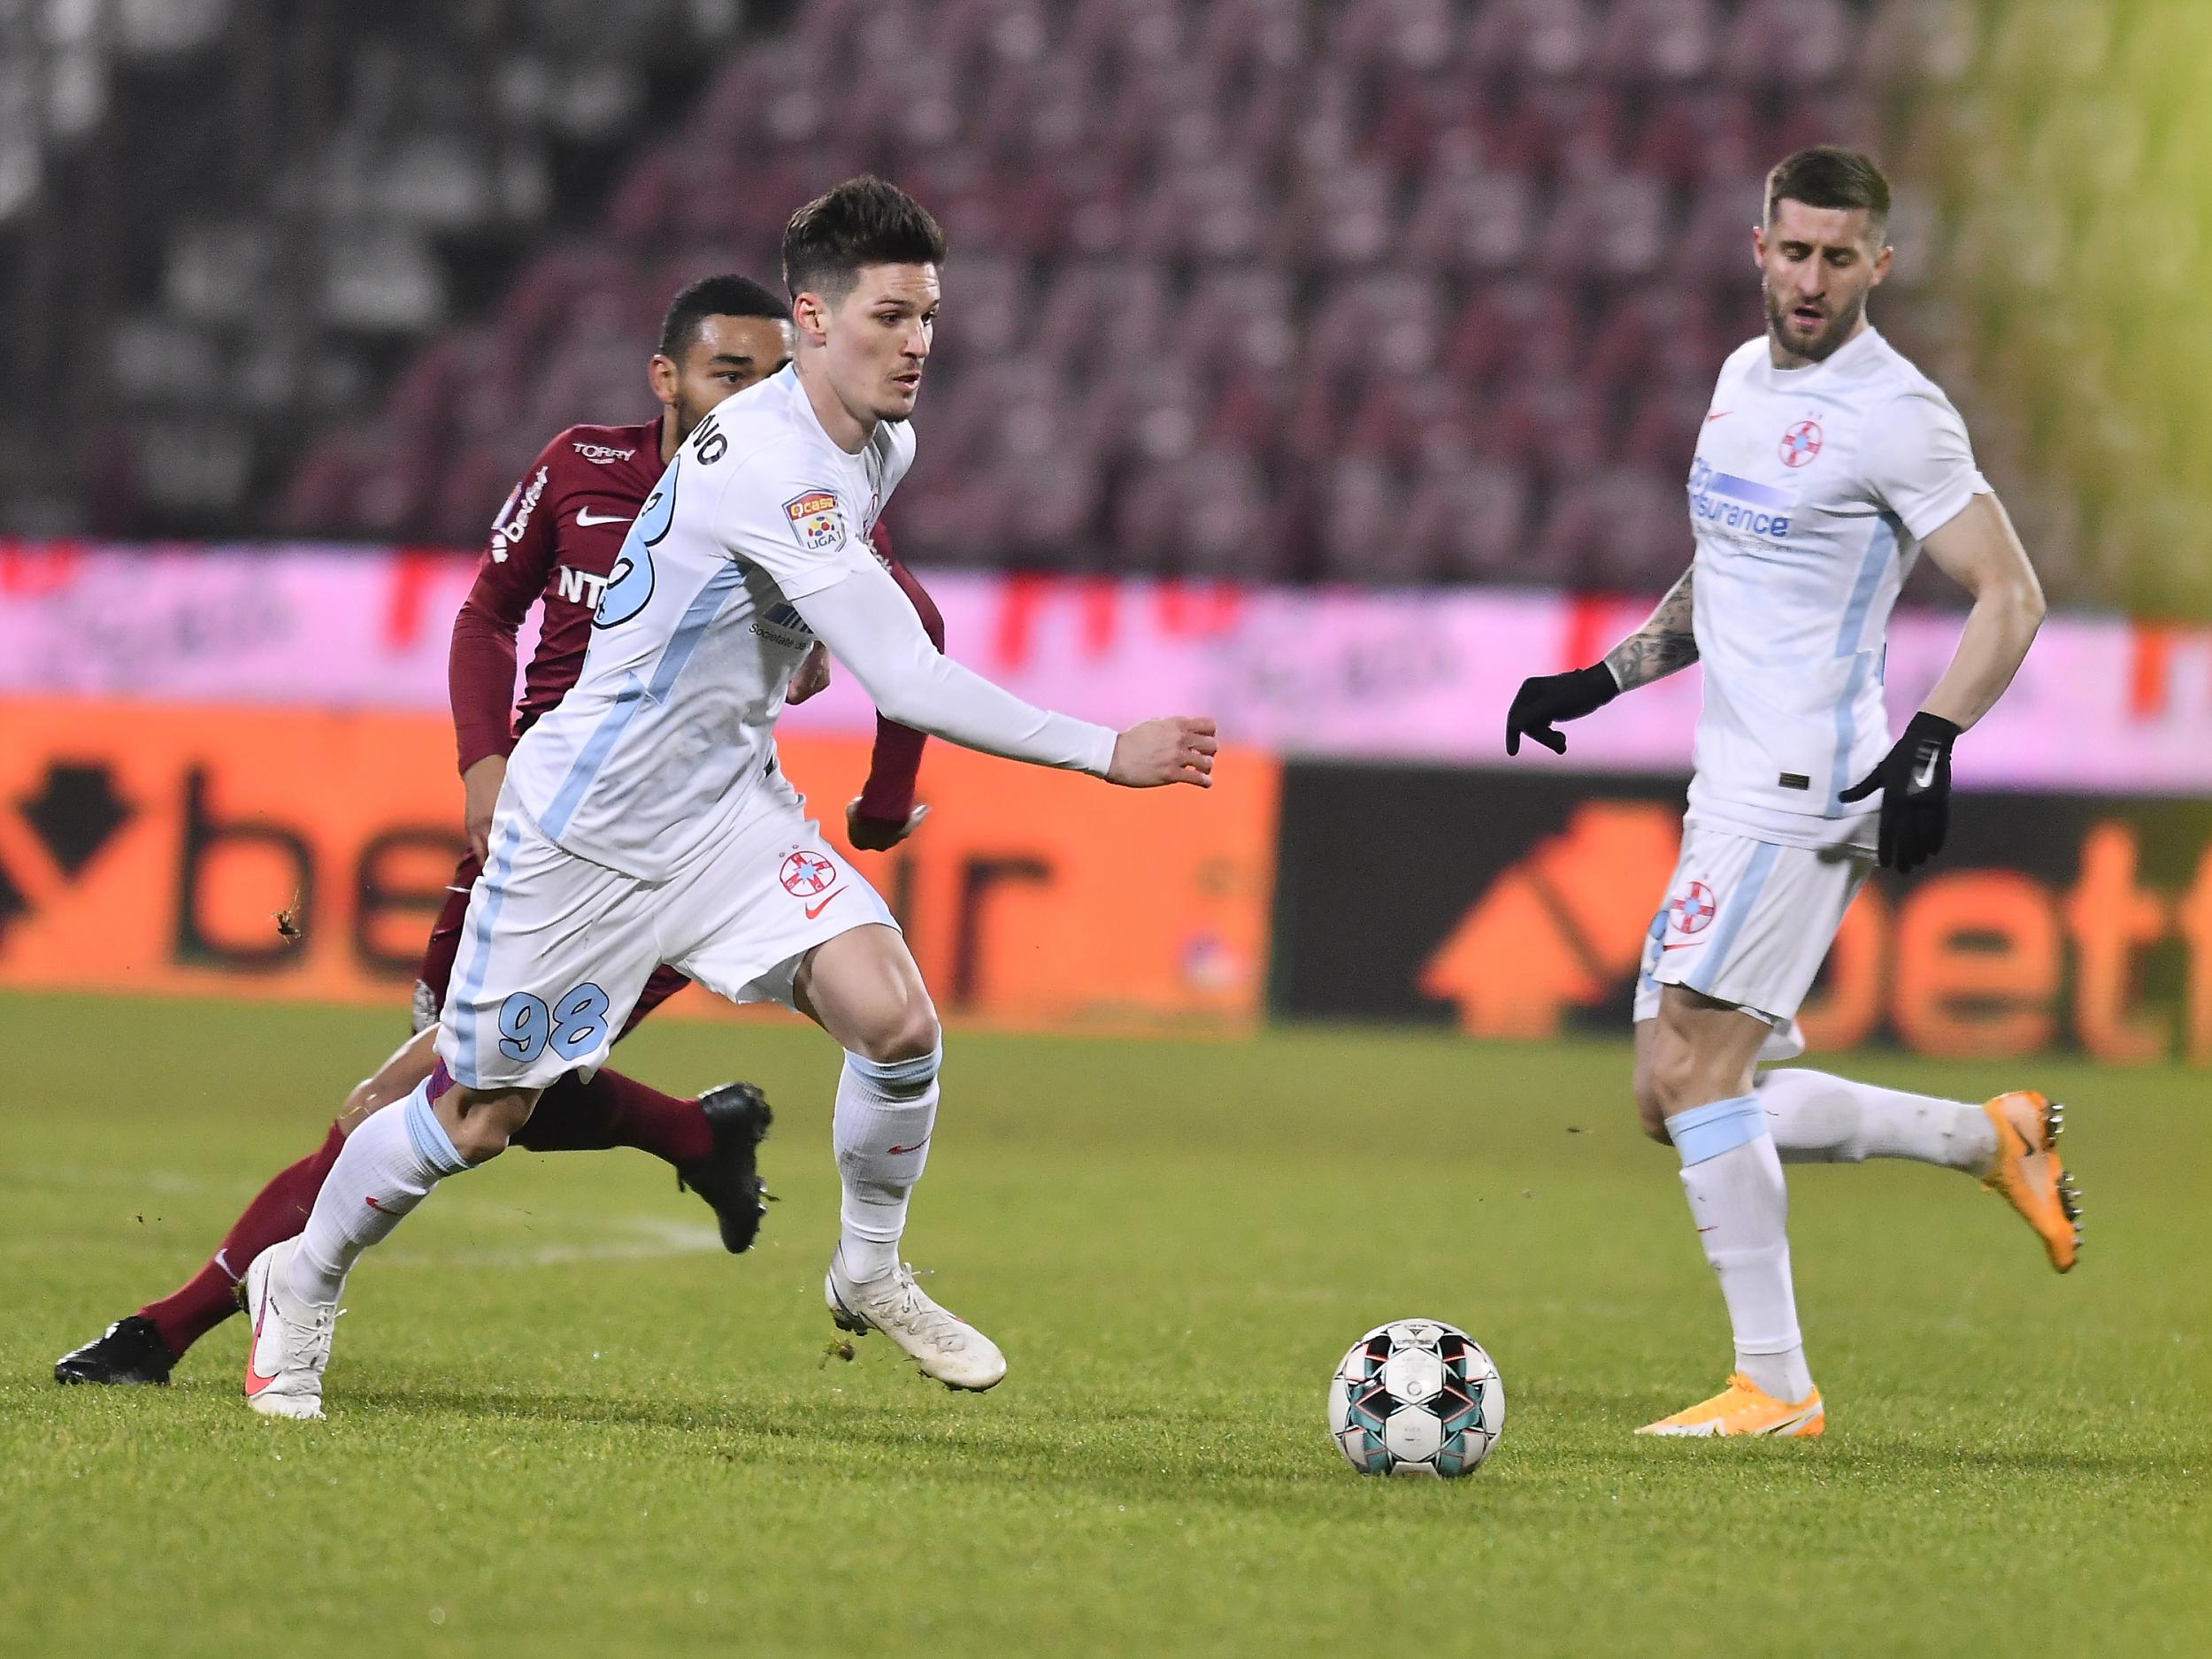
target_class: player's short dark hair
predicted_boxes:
[657,273,789,358]
[1765,146,1892,237]
[781,175,947,303]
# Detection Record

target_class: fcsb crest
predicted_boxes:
[1779,419,1823,468]
[780,850,837,897]
[783,489,847,551]
[1672,879,1718,934]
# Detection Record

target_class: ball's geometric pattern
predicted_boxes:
[1326,1318,1503,1479]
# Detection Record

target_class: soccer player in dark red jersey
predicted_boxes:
[56,273,947,1386]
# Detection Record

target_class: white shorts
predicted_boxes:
[1631,824,1870,1051]
[436,780,897,1090]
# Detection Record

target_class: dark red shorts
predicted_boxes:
[414,851,691,1040]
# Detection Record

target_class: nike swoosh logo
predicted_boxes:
[244,1279,278,1395]
[1705,410,1732,422]
[576,507,632,527]
[1911,751,1940,790]
[365,1194,399,1214]
[804,889,843,920]
[887,1137,931,1156]
[1661,941,1697,952]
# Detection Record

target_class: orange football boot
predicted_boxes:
[1980,1091,2082,1273]
[1636,1373,1825,1439]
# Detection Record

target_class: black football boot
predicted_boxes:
[55,1316,177,1386]
[675,1082,774,1253]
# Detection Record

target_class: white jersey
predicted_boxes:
[1683,326,1989,850]
[505,366,913,880]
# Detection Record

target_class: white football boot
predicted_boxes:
[242,1239,338,1420]
[825,1249,1007,1392]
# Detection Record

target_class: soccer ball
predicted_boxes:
[1327,1318,1503,1478]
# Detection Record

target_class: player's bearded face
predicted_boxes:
[823,264,938,426]
[1756,201,1890,365]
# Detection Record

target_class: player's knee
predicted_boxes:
[1641,1029,1707,1123]
[849,995,941,1066]
[447,1117,513,1165]
[443,1087,536,1165]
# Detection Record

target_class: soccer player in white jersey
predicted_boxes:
[238,177,1217,1418]
[1506,148,2079,1438]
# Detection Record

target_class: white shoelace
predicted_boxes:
[294,1304,342,1374]
[869,1266,971,1352]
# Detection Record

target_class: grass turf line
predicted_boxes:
[4,992,2207,1657]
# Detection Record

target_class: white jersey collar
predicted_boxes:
[1750,322,1885,391]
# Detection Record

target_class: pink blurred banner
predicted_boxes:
[5,541,2211,794]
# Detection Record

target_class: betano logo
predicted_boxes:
[1419,803,2212,1064]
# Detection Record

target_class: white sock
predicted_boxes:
[289,1079,471,1305]
[1756,1068,1996,1173]
[833,1046,941,1283]
[1670,1094,1815,1404]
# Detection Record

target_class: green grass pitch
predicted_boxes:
[4,992,2207,1656]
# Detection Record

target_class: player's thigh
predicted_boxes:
[791,925,939,1060]
[434,815,660,1092]
[1631,891,1806,1139]
[1644,984,1776,1118]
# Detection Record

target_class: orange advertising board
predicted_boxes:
[0,699,1279,1030]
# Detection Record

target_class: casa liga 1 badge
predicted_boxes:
[783,490,847,550]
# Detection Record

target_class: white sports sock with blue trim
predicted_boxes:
[1756,1068,1996,1173]
[288,1078,472,1306]
[1670,1094,1814,1404]
[833,1047,941,1284]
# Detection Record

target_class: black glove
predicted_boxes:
[1838,710,1962,873]
[1505,664,1620,756]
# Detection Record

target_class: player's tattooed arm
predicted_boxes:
[1602,566,1699,692]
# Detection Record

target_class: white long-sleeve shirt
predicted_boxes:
[505,365,1112,880]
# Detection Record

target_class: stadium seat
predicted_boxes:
[127,0,2042,604]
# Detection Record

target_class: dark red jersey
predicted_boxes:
[450,418,941,826]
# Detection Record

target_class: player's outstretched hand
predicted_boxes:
[1839,710,1961,873]
[847,798,929,851]
[786,642,833,705]
[1504,664,1620,757]
[1108,717,1217,788]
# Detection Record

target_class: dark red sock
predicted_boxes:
[139,1120,347,1360]
[514,1069,710,1166]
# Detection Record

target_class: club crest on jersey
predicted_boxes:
[1779,419,1824,468]
[784,490,846,551]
